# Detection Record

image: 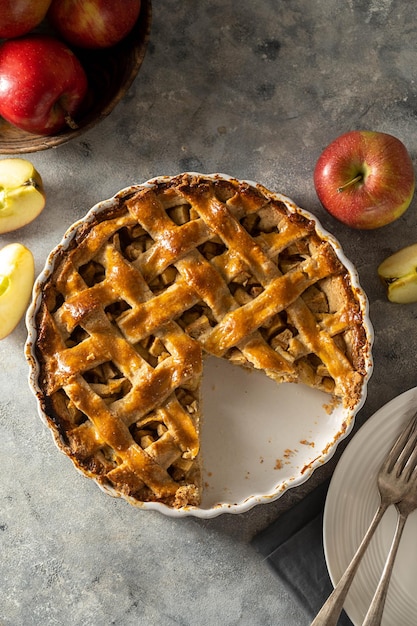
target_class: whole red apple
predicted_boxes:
[48,0,142,49]
[0,36,88,136]
[314,130,415,229]
[0,0,52,38]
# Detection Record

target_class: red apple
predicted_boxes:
[0,36,88,136]
[48,0,142,49]
[314,130,415,229]
[0,0,52,39]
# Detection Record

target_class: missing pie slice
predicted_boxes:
[30,174,370,509]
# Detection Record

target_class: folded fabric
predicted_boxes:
[252,481,353,626]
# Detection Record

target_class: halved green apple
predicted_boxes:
[0,243,35,339]
[0,158,46,234]
[378,243,417,303]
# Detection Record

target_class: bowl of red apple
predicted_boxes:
[0,0,152,154]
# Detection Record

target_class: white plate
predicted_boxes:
[25,173,373,518]
[324,386,417,626]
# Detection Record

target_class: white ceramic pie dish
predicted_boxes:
[25,173,373,518]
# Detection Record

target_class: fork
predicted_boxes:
[311,409,417,626]
[362,437,417,625]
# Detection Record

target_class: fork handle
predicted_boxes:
[362,511,408,626]
[311,502,388,626]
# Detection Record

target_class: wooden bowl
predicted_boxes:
[0,0,152,154]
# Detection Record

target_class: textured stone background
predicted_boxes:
[1,1,417,624]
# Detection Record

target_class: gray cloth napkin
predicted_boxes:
[252,481,353,626]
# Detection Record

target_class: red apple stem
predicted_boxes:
[337,174,363,192]
[24,178,40,190]
[65,114,79,130]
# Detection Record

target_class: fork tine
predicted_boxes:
[404,455,417,482]
[384,410,417,473]
[395,417,417,476]
[401,433,417,480]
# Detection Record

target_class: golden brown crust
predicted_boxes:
[34,174,369,508]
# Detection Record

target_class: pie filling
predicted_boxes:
[33,174,369,508]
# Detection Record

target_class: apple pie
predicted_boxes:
[30,174,370,509]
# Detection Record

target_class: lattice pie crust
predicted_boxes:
[33,174,369,508]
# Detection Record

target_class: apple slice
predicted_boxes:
[0,243,35,339]
[0,158,46,234]
[378,243,417,303]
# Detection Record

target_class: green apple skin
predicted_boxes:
[314,131,415,229]
[0,158,46,234]
[0,243,35,339]
[378,243,417,303]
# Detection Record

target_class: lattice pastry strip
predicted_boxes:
[125,184,338,379]
[34,174,370,508]
[37,233,202,505]
[124,188,292,377]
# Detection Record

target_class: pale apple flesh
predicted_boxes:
[314,131,415,229]
[378,243,417,303]
[0,243,35,339]
[0,158,46,234]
